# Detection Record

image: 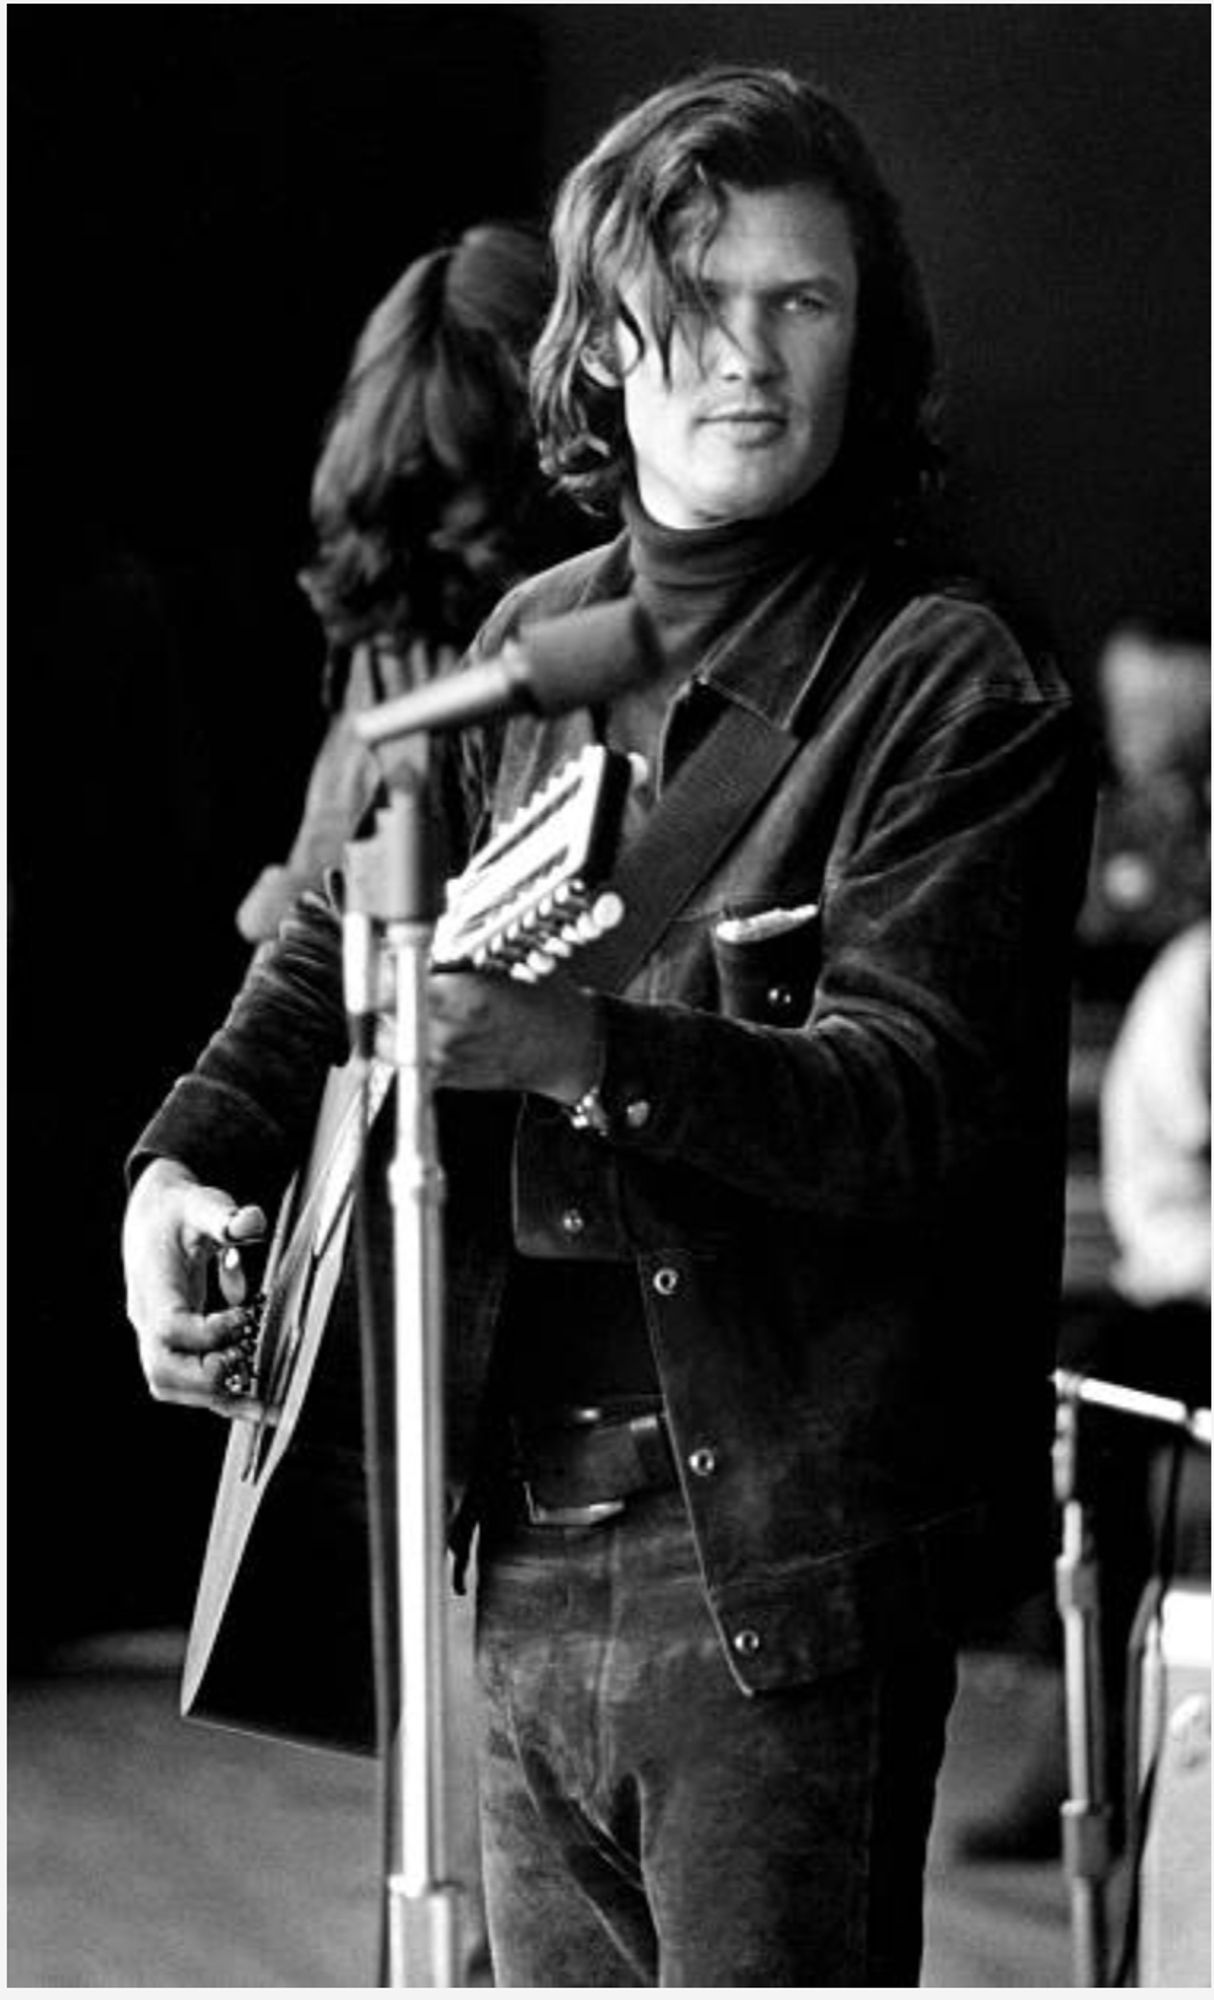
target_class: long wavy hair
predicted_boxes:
[532,66,941,529]
[301,222,582,679]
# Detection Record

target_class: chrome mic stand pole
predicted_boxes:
[365,757,462,1988]
[1052,1376,1113,1987]
[1052,1369,1211,1987]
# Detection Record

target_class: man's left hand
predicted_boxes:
[382,971,603,1106]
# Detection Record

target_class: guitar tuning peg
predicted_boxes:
[588,891,625,934]
[569,891,624,941]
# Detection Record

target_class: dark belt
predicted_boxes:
[508,1402,676,1527]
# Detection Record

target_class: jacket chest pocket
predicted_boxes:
[711,900,822,1026]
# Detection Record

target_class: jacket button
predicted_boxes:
[732,1628,762,1657]
[652,1265,680,1296]
[624,1097,652,1130]
[688,1446,717,1477]
[561,1207,586,1237]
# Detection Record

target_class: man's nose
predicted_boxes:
[714,300,781,381]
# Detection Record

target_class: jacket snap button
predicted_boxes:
[733,1628,762,1657]
[561,1207,586,1236]
[688,1446,717,1477]
[652,1265,680,1296]
[625,1097,652,1130]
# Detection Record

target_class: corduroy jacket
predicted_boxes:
[134,524,1092,1694]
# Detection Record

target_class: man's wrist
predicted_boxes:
[130,1154,199,1202]
[565,1080,612,1137]
[548,992,608,1119]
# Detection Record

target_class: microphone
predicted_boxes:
[352,599,661,747]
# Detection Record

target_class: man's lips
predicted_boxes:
[701,405,786,425]
[699,406,788,439]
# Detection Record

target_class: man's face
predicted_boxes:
[616,183,859,531]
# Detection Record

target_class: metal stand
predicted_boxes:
[1053,1379,1114,1987]
[348,760,463,1989]
[1052,1369,1212,1988]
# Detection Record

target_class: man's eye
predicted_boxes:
[782,290,830,316]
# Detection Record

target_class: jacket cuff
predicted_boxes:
[594,992,683,1150]
[126,1073,295,1210]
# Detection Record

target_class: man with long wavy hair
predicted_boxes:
[124,66,1090,1984]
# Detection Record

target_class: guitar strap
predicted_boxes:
[569,562,915,999]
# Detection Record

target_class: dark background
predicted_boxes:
[9,5,1209,1649]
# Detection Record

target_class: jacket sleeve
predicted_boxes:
[592,638,1092,1224]
[127,887,349,1207]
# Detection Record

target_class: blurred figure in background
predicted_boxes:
[1082,624,1209,1434]
[237,219,590,946]
[1086,912,1211,1874]
[960,629,1209,1863]
[1099,912,1211,1588]
[1102,918,1211,1338]
[1080,622,1210,998]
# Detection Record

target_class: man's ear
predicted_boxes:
[581,338,619,388]
[580,318,628,388]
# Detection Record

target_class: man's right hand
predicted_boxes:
[122,1157,268,1418]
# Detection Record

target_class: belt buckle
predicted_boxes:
[521,1479,627,1529]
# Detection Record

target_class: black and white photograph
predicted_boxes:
[9,5,1210,1988]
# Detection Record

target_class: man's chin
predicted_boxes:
[638,462,815,529]
[690,477,805,527]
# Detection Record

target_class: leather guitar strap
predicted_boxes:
[571,564,915,999]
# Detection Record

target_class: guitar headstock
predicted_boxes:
[432,744,633,982]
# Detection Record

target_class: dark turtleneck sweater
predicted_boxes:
[499,487,834,1416]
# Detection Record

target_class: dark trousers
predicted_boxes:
[474,1488,956,1987]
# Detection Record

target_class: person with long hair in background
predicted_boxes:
[237,219,589,946]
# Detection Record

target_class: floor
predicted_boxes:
[9,1633,1089,1989]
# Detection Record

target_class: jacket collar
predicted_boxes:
[573,527,885,738]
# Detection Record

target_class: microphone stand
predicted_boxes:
[348,743,462,1989]
[1052,1375,1114,1988]
[1051,1369,1212,1987]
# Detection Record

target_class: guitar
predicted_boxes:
[180,745,634,1755]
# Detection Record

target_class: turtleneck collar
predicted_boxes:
[624,483,838,593]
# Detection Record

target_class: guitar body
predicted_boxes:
[180,746,633,1754]
[182,1061,381,1754]
[180,1386,376,1755]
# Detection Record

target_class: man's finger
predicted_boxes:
[176,1189,268,1267]
[190,1197,267,1254]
